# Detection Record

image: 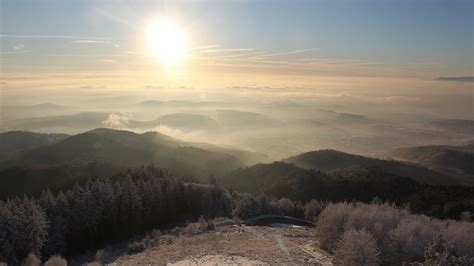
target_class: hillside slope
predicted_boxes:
[283,149,468,186]
[388,144,474,185]
[221,162,421,202]
[220,161,474,219]
[0,131,68,161]
[128,113,221,132]
[0,129,267,198]
[1,128,266,171]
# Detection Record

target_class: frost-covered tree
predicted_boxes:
[233,194,262,219]
[277,198,294,216]
[44,255,67,266]
[389,216,440,264]
[23,253,40,266]
[20,197,48,259]
[304,199,324,221]
[334,229,380,266]
[0,197,48,264]
[317,202,354,251]
[39,190,69,258]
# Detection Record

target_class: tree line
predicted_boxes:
[221,162,474,219]
[2,164,472,265]
[0,166,323,265]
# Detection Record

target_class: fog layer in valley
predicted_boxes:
[1,75,473,159]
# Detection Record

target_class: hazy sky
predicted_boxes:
[0,0,473,83]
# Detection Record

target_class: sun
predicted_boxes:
[146,20,188,64]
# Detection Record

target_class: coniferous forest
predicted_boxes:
[1,165,473,265]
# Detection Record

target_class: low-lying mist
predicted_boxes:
[1,75,473,160]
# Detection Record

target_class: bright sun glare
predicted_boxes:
[146,20,188,64]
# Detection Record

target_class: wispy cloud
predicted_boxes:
[96,58,118,64]
[13,43,25,50]
[296,58,384,66]
[43,53,122,57]
[93,8,135,29]
[190,44,219,51]
[200,48,255,53]
[213,51,266,59]
[73,39,111,44]
[0,50,30,55]
[261,48,319,58]
[0,34,111,41]
[0,34,75,39]
[192,48,321,63]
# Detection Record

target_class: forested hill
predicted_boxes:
[0,131,68,161]
[388,143,474,179]
[221,161,474,219]
[0,129,266,199]
[283,149,471,186]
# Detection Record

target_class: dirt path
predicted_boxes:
[300,240,334,266]
[111,225,333,265]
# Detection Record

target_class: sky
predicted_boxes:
[0,0,473,85]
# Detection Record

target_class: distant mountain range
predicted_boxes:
[388,143,474,180]
[1,109,282,133]
[128,113,220,131]
[0,128,266,198]
[2,112,109,132]
[1,128,472,201]
[437,76,474,82]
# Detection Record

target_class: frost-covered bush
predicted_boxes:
[304,199,324,221]
[389,215,440,264]
[23,253,40,266]
[317,202,354,251]
[439,220,474,258]
[182,216,215,235]
[232,195,260,219]
[344,202,410,262]
[319,202,410,264]
[94,249,106,264]
[232,194,273,219]
[318,202,474,265]
[44,256,67,266]
[423,238,474,266]
[334,229,380,266]
[127,241,146,255]
[277,198,294,216]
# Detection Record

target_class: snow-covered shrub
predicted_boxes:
[277,198,294,216]
[127,241,146,255]
[304,199,324,221]
[317,202,354,251]
[389,215,440,264]
[423,238,474,266]
[334,229,380,266]
[344,202,410,262]
[44,256,67,266]
[439,220,474,258]
[23,253,40,266]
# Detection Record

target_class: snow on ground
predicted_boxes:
[111,224,333,265]
[169,255,268,265]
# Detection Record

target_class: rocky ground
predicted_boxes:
[110,224,333,265]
